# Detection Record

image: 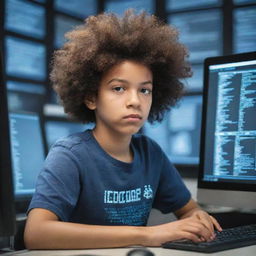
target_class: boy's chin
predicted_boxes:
[123,126,142,136]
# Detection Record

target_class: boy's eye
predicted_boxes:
[112,86,125,92]
[141,88,152,95]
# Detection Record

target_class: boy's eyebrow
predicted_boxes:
[107,78,153,85]
[141,81,153,85]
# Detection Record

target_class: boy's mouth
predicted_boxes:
[124,114,142,119]
[123,114,142,120]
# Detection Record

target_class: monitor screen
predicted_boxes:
[9,112,46,198]
[168,96,202,165]
[168,10,222,63]
[105,0,154,15]
[5,0,46,39]
[143,117,170,160]
[54,15,83,48]
[0,52,16,237]
[5,36,46,81]
[166,0,220,11]
[184,64,204,92]
[7,80,46,113]
[45,119,93,150]
[144,95,202,165]
[197,52,256,211]
[54,0,97,18]
[233,7,256,54]
[234,0,256,4]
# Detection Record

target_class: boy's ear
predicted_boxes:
[84,97,96,110]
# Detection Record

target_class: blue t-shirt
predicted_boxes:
[28,130,191,226]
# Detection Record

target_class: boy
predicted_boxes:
[24,10,221,249]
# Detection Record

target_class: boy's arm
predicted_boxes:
[24,202,222,249]
[24,208,148,249]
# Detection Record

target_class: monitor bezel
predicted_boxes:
[198,51,256,193]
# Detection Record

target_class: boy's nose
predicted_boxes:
[126,91,140,108]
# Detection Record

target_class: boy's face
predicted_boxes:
[86,60,153,137]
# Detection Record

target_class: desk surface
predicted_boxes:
[4,245,256,256]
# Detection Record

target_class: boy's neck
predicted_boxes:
[92,127,133,163]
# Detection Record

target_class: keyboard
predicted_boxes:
[162,224,256,253]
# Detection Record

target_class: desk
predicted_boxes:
[4,246,256,256]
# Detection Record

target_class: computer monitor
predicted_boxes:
[44,117,93,150]
[166,0,220,11]
[168,9,222,63]
[197,51,256,212]
[5,36,46,81]
[104,0,154,15]
[7,80,46,114]
[54,15,83,48]
[233,6,256,54]
[144,95,202,166]
[5,0,46,39]
[9,112,46,202]
[54,0,97,19]
[0,51,16,237]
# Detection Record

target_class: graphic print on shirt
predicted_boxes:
[104,185,153,225]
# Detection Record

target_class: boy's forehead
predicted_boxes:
[101,60,153,82]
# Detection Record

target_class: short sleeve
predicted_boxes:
[152,151,191,214]
[28,144,81,221]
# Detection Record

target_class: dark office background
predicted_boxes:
[0,0,256,177]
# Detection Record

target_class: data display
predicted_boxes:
[166,0,220,11]
[45,120,93,149]
[105,0,154,15]
[234,7,256,53]
[54,0,97,18]
[233,0,256,4]
[168,10,222,63]
[5,0,46,39]
[9,112,45,197]
[54,15,83,48]
[168,96,202,164]
[7,80,45,113]
[144,96,202,165]
[5,36,46,81]
[204,60,256,182]
[184,64,203,91]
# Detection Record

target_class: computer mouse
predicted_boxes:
[127,248,155,256]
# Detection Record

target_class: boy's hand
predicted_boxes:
[174,199,222,238]
[145,215,218,246]
[190,209,222,236]
[143,199,223,247]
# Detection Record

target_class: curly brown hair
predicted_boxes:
[50,10,191,123]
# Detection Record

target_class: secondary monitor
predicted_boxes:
[144,95,202,166]
[44,118,94,150]
[7,80,46,114]
[197,51,256,211]
[5,0,46,39]
[9,112,46,199]
[5,36,46,81]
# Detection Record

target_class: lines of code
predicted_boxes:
[213,70,256,179]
